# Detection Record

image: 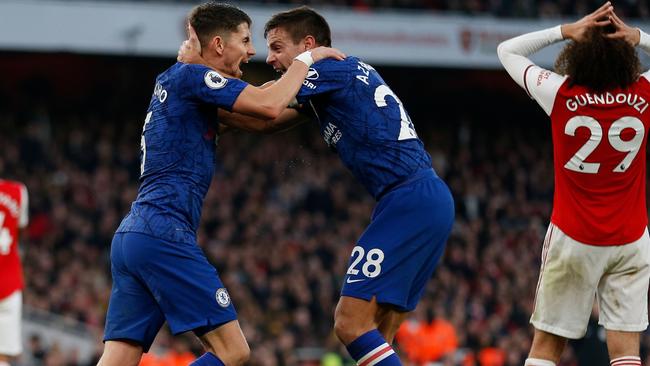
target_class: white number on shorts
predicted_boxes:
[140,111,153,176]
[362,248,385,278]
[564,116,645,174]
[346,246,385,278]
[347,246,364,275]
[0,212,13,255]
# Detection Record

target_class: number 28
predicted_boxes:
[564,116,645,173]
[347,246,385,278]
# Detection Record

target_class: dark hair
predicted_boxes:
[264,6,332,47]
[555,25,641,92]
[188,2,252,47]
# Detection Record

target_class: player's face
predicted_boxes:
[266,27,305,73]
[221,22,256,79]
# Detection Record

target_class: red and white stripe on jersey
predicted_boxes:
[523,65,566,116]
[357,343,395,366]
[525,65,650,246]
[610,356,641,366]
[0,179,28,300]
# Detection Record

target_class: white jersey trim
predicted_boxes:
[19,184,28,229]
[639,30,650,58]
[639,31,650,82]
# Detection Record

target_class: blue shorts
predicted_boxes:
[103,232,237,352]
[341,169,454,312]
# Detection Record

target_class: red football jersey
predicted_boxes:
[525,66,650,245]
[0,179,28,299]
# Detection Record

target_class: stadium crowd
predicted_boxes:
[3,92,648,365]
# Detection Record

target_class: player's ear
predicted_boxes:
[210,35,225,56]
[303,35,317,50]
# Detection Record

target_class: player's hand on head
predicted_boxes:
[309,46,347,63]
[177,23,204,64]
[561,1,614,42]
[605,11,641,46]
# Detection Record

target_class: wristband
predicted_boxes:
[294,51,314,67]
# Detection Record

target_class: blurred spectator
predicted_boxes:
[3,54,649,366]
[396,305,458,364]
[477,347,505,366]
[27,334,46,364]
[158,338,197,366]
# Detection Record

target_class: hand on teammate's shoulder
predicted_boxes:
[310,46,347,63]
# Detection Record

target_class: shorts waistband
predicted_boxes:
[377,168,438,200]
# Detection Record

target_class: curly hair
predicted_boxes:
[555,25,641,93]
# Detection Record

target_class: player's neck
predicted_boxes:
[202,54,237,79]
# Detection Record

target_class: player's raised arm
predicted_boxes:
[498,2,612,89]
[178,24,344,120]
[497,26,563,90]
[497,2,613,115]
[232,47,344,119]
[497,26,567,115]
[217,108,310,134]
[606,11,650,73]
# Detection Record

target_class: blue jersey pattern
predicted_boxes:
[296,56,433,199]
[116,63,248,244]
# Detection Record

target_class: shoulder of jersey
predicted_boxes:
[0,179,18,186]
[639,72,650,83]
[0,180,24,191]
[313,55,357,68]
[311,56,358,81]
[174,63,232,90]
[175,62,210,76]
[157,63,202,84]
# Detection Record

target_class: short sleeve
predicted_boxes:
[181,65,249,111]
[524,66,567,116]
[296,59,350,104]
[19,184,28,228]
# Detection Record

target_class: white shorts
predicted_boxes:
[0,291,22,356]
[531,224,650,339]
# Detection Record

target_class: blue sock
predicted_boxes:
[190,352,225,366]
[345,329,402,366]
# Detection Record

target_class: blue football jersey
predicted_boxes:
[116,63,248,244]
[296,56,433,199]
